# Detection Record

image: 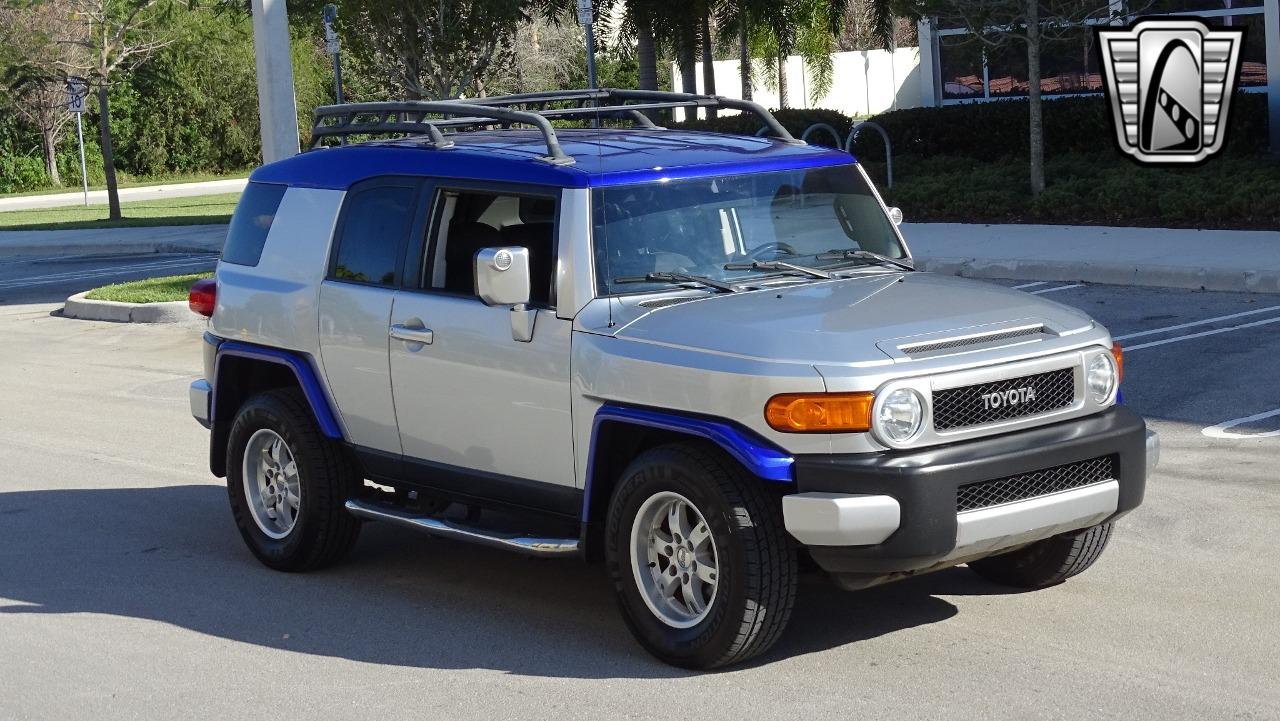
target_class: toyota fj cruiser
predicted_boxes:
[189,89,1157,669]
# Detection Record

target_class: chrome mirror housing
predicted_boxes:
[475,247,532,307]
[887,207,904,226]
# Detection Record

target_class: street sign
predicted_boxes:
[576,0,592,26]
[323,4,340,56]
[66,77,87,114]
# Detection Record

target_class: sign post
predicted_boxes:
[65,77,89,206]
[576,0,597,90]
[323,4,345,145]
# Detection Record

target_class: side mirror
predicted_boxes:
[887,207,904,226]
[475,247,536,343]
[475,247,531,307]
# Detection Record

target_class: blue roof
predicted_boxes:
[250,129,855,190]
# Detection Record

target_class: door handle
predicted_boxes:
[390,323,434,345]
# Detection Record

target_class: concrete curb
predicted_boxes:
[62,291,198,324]
[916,257,1280,295]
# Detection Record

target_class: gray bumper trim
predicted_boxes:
[947,480,1119,561]
[782,493,901,546]
[190,379,212,428]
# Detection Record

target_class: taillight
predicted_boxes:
[189,278,217,318]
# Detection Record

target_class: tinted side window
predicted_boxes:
[331,184,417,287]
[221,182,287,266]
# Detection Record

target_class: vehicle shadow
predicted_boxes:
[0,485,973,678]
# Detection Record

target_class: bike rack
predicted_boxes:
[845,121,892,189]
[800,123,843,148]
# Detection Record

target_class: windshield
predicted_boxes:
[592,164,904,295]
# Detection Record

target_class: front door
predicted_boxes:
[388,185,577,516]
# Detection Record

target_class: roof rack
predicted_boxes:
[308,89,804,165]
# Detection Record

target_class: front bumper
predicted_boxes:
[781,406,1151,575]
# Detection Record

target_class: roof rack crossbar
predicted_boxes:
[311,101,573,164]
[308,90,801,160]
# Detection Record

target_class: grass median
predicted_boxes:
[0,193,240,231]
[84,272,213,304]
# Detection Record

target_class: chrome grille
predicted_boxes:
[900,325,1044,355]
[933,368,1075,431]
[956,456,1116,512]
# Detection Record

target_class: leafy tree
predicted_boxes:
[0,0,88,186]
[57,0,187,219]
[341,0,546,99]
[750,0,848,107]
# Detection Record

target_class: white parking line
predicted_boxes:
[1029,284,1083,295]
[1115,305,1280,341]
[1012,281,1048,290]
[1125,314,1280,351]
[1203,408,1280,439]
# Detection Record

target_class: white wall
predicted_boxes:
[672,48,923,121]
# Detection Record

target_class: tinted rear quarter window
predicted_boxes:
[221,182,287,266]
[331,184,417,286]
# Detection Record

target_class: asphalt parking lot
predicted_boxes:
[0,251,218,305]
[0,278,1277,720]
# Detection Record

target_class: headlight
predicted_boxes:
[1087,352,1117,403]
[875,388,925,443]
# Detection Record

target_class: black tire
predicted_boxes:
[226,388,362,572]
[605,443,797,669]
[968,522,1113,589]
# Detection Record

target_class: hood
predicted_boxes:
[608,272,1096,366]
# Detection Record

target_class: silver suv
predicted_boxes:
[188,90,1157,669]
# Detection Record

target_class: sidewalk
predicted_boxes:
[0,224,226,258]
[0,178,247,212]
[904,223,1280,295]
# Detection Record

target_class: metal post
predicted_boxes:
[76,113,88,206]
[585,22,599,90]
[1265,0,1280,154]
[577,0,597,89]
[323,4,345,144]
[252,0,301,163]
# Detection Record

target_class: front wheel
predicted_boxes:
[226,388,362,572]
[968,522,1113,589]
[605,443,797,669]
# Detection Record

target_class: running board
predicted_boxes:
[344,499,580,557]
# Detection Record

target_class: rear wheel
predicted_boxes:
[968,522,1113,589]
[226,388,362,571]
[605,443,797,669]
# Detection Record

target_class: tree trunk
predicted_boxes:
[41,130,61,187]
[635,7,658,91]
[678,37,698,95]
[701,9,717,116]
[96,86,121,220]
[739,20,752,100]
[777,52,789,108]
[1026,0,1045,196]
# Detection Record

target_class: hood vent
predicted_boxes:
[639,297,697,310]
[899,324,1045,356]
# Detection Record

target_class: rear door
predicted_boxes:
[387,183,578,516]
[317,177,428,463]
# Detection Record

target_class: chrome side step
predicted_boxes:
[344,499,580,557]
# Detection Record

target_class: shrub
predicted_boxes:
[0,155,50,194]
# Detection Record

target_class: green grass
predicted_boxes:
[0,171,250,199]
[0,192,240,230]
[84,272,213,304]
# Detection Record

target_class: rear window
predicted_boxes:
[221,182,287,266]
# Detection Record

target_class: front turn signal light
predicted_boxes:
[1112,342,1124,384]
[765,392,875,433]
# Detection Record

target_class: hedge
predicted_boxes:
[674,93,1272,161]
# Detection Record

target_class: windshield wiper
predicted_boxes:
[612,272,740,293]
[723,260,832,279]
[816,249,915,272]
